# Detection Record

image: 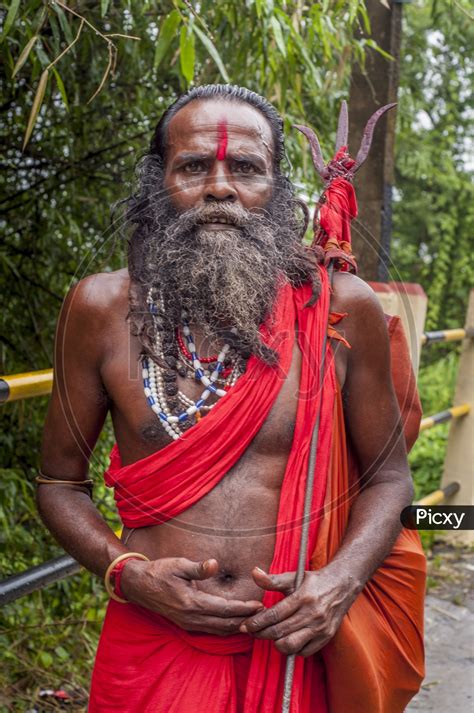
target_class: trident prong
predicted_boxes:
[294,101,397,182]
[293,124,329,181]
[353,102,397,172]
[334,99,349,153]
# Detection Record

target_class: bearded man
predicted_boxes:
[38,84,425,712]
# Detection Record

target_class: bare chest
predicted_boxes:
[100,323,304,469]
[99,275,351,469]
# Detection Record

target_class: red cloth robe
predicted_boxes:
[89,268,425,712]
[91,269,333,712]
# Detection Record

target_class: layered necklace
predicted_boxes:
[141,288,245,440]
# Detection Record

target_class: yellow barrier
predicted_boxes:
[421,328,472,346]
[416,481,460,506]
[0,369,53,404]
[419,403,471,432]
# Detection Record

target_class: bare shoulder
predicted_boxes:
[331,271,382,314]
[64,267,130,316]
[329,271,389,355]
[56,268,130,363]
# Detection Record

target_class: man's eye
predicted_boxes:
[234,161,256,174]
[183,161,205,173]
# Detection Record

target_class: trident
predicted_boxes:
[281,100,396,713]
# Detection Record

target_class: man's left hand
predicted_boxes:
[239,566,362,657]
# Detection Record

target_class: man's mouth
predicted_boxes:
[199,220,239,231]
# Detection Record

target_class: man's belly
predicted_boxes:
[122,454,285,602]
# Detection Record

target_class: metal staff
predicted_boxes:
[281,257,334,713]
[281,101,396,713]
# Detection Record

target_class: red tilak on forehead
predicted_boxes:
[216,119,228,160]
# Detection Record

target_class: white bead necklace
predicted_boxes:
[142,289,242,440]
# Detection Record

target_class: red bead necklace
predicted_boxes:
[176,328,217,363]
[176,328,234,378]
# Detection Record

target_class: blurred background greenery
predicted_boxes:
[0,0,472,708]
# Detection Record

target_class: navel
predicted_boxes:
[218,569,235,584]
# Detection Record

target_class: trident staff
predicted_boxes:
[282,101,396,712]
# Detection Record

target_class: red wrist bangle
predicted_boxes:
[110,557,142,601]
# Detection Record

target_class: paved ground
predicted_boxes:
[407,543,474,712]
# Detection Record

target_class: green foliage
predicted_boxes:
[154,9,181,69]
[391,0,474,333]
[409,351,458,501]
[0,573,107,709]
[0,395,119,707]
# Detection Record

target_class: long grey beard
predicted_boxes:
[193,226,284,339]
[127,179,318,365]
[143,205,291,359]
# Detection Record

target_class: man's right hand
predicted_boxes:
[120,556,264,636]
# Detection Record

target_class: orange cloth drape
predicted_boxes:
[311,322,426,712]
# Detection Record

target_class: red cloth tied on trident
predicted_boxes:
[91,269,334,712]
[316,147,358,272]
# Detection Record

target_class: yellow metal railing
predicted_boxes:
[419,403,471,432]
[0,369,53,404]
[416,482,460,506]
[421,327,473,345]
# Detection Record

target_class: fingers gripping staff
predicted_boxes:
[280,100,396,713]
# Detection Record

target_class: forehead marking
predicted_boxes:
[216,119,228,161]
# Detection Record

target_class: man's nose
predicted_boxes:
[204,162,237,202]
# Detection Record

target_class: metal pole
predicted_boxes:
[281,261,334,712]
[416,482,460,507]
[0,554,80,606]
[0,369,53,404]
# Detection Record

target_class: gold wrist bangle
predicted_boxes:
[104,552,150,604]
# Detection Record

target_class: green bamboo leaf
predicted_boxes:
[52,4,74,46]
[154,10,181,69]
[101,0,110,17]
[269,16,286,57]
[180,26,195,83]
[22,68,49,151]
[255,0,273,17]
[52,66,68,111]
[49,15,61,53]
[274,7,290,23]
[192,25,229,82]
[365,38,394,61]
[12,35,37,78]
[358,4,371,34]
[290,28,319,82]
[1,0,20,41]
[35,42,50,68]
